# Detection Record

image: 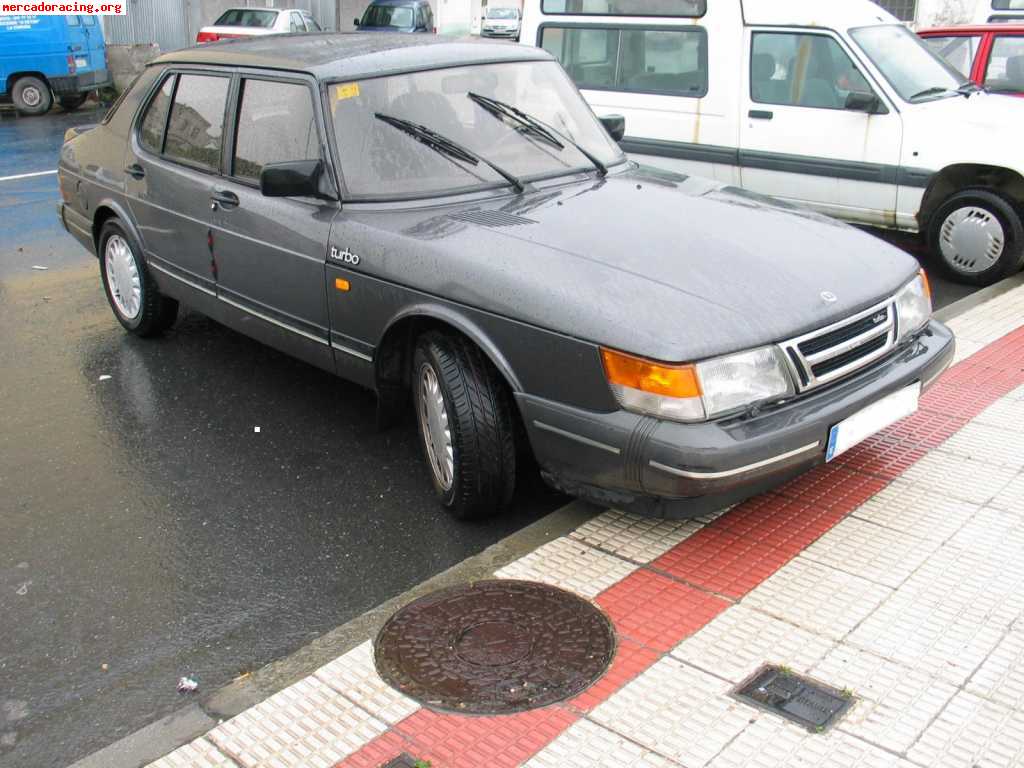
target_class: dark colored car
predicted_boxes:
[355,0,434,33]
[58,35,954,520]
[920,24,1024,96]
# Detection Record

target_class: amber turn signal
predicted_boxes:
[919,269,931,301]
[335,278,350,292]
[600,347,702,399]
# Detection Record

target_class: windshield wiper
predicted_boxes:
[375,112,525,194]
[956,81,982,97]
[909,86,955,102]
[467,92,608,177]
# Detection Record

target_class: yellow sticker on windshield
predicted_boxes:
[335,83,360,101]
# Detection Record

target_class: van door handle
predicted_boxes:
[125,163,145,179]
[210,189,239,209]
[749,110,774,120]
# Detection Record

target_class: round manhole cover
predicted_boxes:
[374,580,616,715]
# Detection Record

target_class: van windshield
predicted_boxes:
[329,61,624,200]
[214,9,278,27]
[487,8,519,18]
[361,4,416,27]
[851,24,967,102]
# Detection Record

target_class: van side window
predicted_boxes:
[541,26,708,97]
[233,79,318,182]
[139,75,175,154]
[164,74,230,172]
[751,32,872,110]
[66,15,81,25]
[82,15,96,25]
[541,0,704,17]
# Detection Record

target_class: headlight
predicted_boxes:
[601,345,794,423]
[895,270,932,343]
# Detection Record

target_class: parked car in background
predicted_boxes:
[481,7,522,40]
[0,14,110,115]
[975,0,1024,23]
[57,35,953,520]
[196,7,321,44]
[921,24,1024,96]
[522,0,1024,287]
[355,0,434,33]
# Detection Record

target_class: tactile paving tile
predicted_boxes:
[810,644,957,753]
[741,558,892,642]
[966,629,1024,710]
[569,509,703,564]
[938,422,1024,470]
[708,715,917,768]
[567,636,660,713]
[596,569,729,652]
[523,718,682,768]
[206,677,388,768]
[974,395,1024,429]
[671,604,834,684]
[909,691,1024,768]
[590,657,755,768]
[798,517,941,588]
[990,472,1024,513]
[898,449,1018,505]
[148,738,239,768]
[332,730,415,768]
[849,477,978,543]
[313,641,418,725]
[947,293,1024,346]
[495,536,638,599]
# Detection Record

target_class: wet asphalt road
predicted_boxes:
[0,105,979,768]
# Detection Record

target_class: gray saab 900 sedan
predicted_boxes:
[58,35,955,519]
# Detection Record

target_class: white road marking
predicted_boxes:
[0,170,58,182]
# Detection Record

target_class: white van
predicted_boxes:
[976,0,1024,23]
[521,0,1024,286]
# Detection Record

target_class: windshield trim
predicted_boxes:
[850,23,969,104]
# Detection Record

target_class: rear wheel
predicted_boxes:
[12,76,53,116]
[928,189,1024,286]
[413,332,516,519]
[59,93,88,111]
[99,219,178,337]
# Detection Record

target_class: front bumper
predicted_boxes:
[517,320,955,518]
[50,69,113,94]
[480,27,519,37]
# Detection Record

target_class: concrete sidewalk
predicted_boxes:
[146,282,1024,768]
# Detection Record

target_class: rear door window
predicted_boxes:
[290,11,306,31]
[232,79,319,183]
[303,12,322,31]
[540,25,708,97]
[985,35,1024,91]
[163,73,230,172]
[139,74,175,154]
[922,35,982,77]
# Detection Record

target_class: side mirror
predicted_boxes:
[845,91,883,114]
[260,160,336,201]
[599,114,626,143]
[353,17,360,26]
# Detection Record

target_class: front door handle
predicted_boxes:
[125,163,145,179]
[210,189,239,209]
[749,110,774,120]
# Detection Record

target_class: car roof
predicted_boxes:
[153,33,551,80]
[367,0,429,6]
[741,0,897,28]
[920,23,1024,34]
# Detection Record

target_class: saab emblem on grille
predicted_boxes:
[330,246,360,266]
[872,312,887,325]
[820,291,838,304]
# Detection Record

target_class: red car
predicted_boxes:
[920,24,1024,96]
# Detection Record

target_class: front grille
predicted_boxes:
[781,298,897,392]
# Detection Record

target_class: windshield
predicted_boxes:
[330,61,624,200]
[851,24,967,101]
[486,8,519,18]
[214,8,278,27]
[361,4,416,27]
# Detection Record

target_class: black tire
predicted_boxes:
[412,332,516,519]
[59,93,88,111]
[98,219,178,337]
[928,188,1024,287]
[12,76,53,116]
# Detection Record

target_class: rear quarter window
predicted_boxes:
[138,74,175,153]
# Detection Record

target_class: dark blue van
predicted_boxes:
[354,0,435,33]
[0,14,112,115]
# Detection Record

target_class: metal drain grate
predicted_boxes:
[381,754,428,768]
[734,665,853,732]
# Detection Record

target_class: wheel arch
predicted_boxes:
[919,163,1024,232]
[5,71,50,95]
[92,200,145,258]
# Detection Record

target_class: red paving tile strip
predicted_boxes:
[332,326,1024,768]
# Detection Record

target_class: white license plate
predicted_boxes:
[826,383,921,462]
[75,58,88,68]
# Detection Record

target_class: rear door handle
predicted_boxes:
[210,189,239,209]
[125,163,145,179]
[749,110,774,120]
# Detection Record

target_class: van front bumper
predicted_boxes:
[51,69,113,94]
[517,320,955,519]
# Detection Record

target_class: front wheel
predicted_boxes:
[413,332,516,519]
[99,219,179,337]
[928,189,1024,286]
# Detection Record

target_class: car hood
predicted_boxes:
[346,165,918,362]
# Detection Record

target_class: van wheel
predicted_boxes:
[99,219,179,337]
[413,332,516,519]
[928,189,1024,286]
[59,94,88,111]
[12,76,53,116]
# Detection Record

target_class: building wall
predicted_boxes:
[875,0,991,26]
